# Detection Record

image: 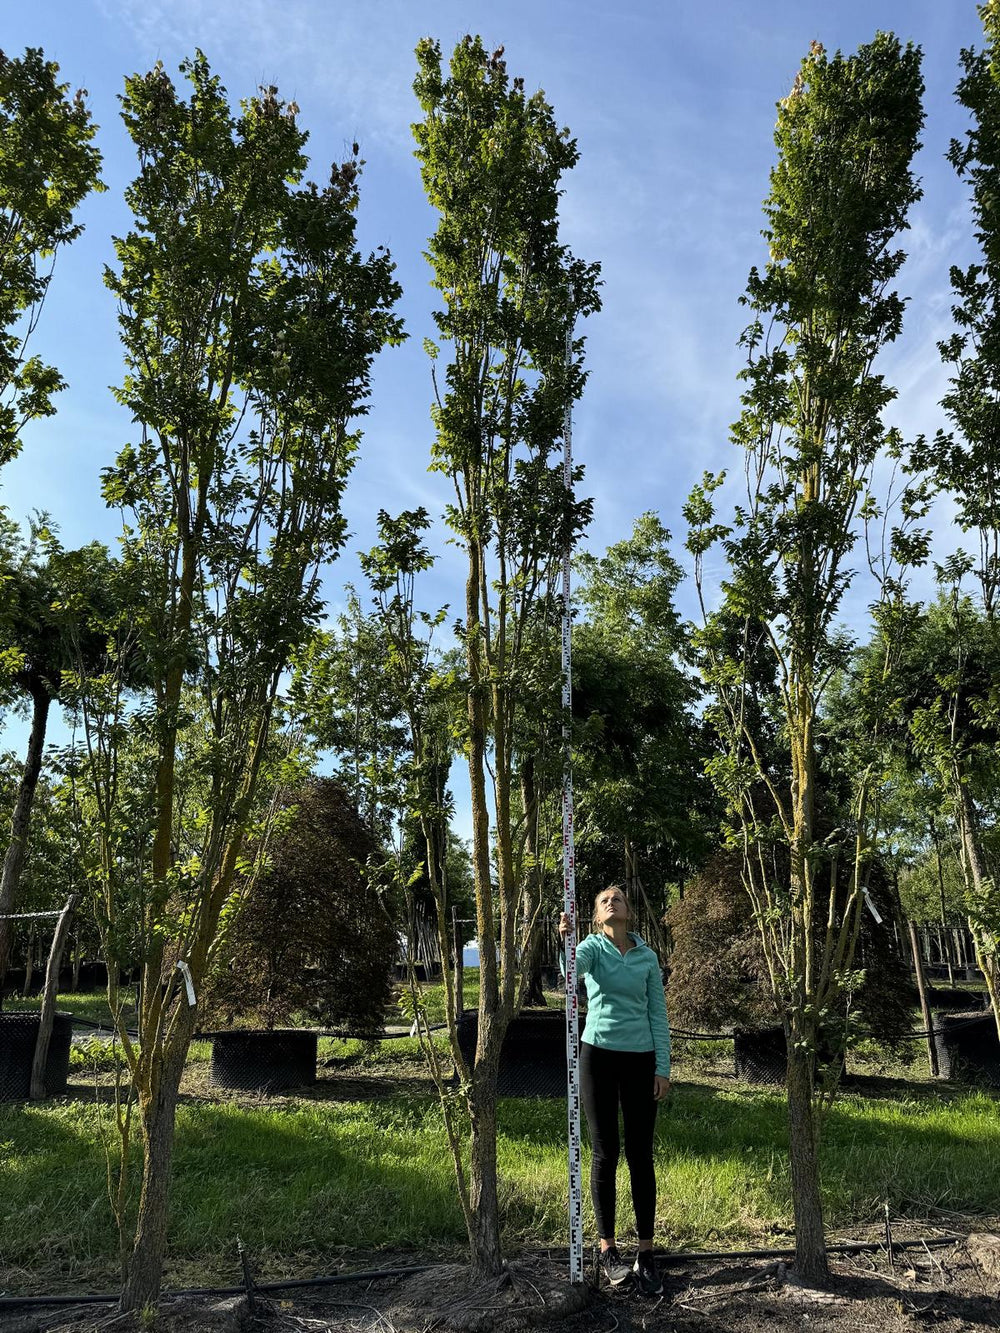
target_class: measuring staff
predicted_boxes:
[559,888,671,1295]
[560,305,584,1287]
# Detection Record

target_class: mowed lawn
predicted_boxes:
[2,1067,999,1293]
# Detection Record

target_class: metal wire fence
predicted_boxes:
[6,1004,992,1101]
[3,940,997,1102]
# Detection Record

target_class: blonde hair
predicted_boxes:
[592,884,629,931]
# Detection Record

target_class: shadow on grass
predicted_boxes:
[0,1091,468,1288]
[840,1070,988,1101]
[4,1065,998,1292]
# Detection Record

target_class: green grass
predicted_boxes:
[2,992,132,1027]
[412,969,481,1023]
[2,1070,998,1293]
[2,985,997,1293]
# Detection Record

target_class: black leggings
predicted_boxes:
[580,1042,658,1240]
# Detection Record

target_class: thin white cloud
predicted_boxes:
[95,0,423,152]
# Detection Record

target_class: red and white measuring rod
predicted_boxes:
[561,315,583,1286]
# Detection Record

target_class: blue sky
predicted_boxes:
[0,0,987,762]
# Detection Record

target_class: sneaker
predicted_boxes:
[599,1245,632,1286]
[633,1250,663,1296]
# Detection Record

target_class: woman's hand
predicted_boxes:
[559,912,571,938]
[653,1076,671,1101]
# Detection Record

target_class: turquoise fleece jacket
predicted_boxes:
[574,931,671,1077]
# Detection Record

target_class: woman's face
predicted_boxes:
[594,888,628,930]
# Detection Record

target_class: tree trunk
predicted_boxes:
[406,892,418,975]
[22,926,36,996]
[119,1031,191,1310]
[0,685,52,992]
[786,1038,827,1282]
[462,539,505,1275]
[452,907,464,1015]
[930,816,956,986]
[469,1036,503,1277]
[31,895,78,1099]
[954,780,1000,1040]
[518,758,547,1007]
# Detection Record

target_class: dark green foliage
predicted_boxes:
[891,595,1000,797]
[571,514,716,911]
[668,848,913,1051]
[204,779,396,1031]
[667,852,773,1032]
[876,596,1000,987]
[290,594,412,842]
[932,1,1000,616]
[685,34,926,1279]
[104,53,404,699]
[1,533,120,702]
[0,47,102,465]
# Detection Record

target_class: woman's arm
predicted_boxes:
[558,915,598,977]
[646,956,671,1080]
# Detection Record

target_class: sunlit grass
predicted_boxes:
[3,991,134,1028]
[2,982,998,1293]
[2,1072,998,1294]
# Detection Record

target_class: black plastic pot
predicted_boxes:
[733,1026,787,1086]
[933,1010,1000,1085]
[929,986,990,1012]
[0,1011,73,1101]
[456,1010,572,1098]
[393,962,440,983]
[209,1029,318,1093]
[732,1025,845,1086]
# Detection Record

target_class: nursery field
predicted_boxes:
[2,1018,999,1301]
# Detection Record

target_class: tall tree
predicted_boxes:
[685,35,925,1281]
[0,46,102,469]
[84,54,401,1310]
[913,0,1000,1025]
[937,0,1000,622]
[413,35,600,1275]
[889,595,1000,1029]
[0,534,116,993]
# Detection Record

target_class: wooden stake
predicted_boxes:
[907,918,939,1078]
[30,895,78,1100]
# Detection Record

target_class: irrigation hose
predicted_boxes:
[0,1234,963,1310]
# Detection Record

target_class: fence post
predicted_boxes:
[30,894,78,1099]
[907,918,939,1078]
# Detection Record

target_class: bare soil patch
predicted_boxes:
[3,1224,999,1333]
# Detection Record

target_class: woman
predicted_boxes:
[560,885,670,1295]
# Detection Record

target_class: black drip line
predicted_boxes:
[0,1234,964,1311]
